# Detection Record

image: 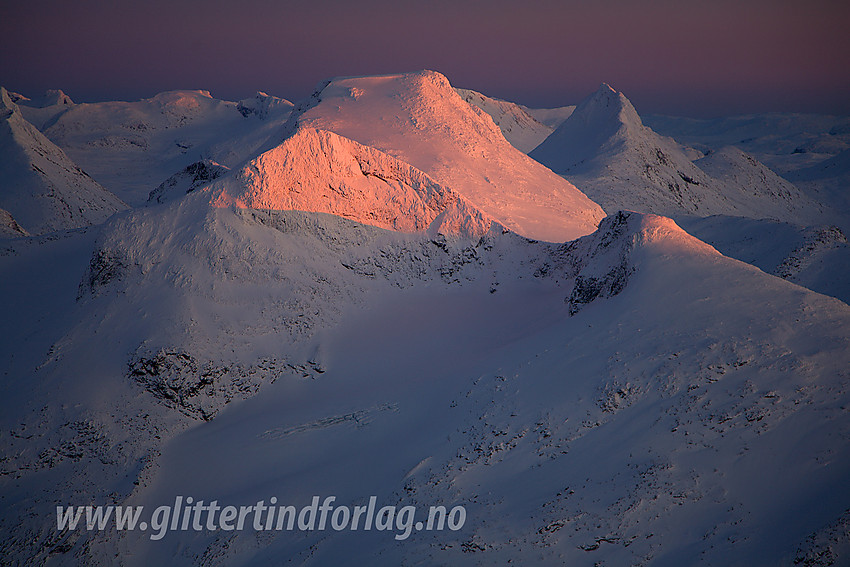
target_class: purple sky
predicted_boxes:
[3,0,849,117]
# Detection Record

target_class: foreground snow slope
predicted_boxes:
[530,84,821,224]
[0,88,127,235]
[287,70,605,242]
[2,196,848,565]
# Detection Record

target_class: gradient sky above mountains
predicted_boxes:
[2,0,849,117]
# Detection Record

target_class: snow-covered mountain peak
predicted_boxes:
[37,88,74,107]
[577,210,719,266]
[145,90,217,116]
[589,82,619,104]
[236,91,293,119]
[6,88,76,130]
[6,90,30,104]
[529,84,649,175]
[11,88,75,109]
[147,159,230,204]
[560,210,717,317]
[286,70,604,242]
[0,93,127,234]
[300,70,503,140]
[4,72,850,566]
[32,89,296,204]
[621,210,718,253]
[206,126,498,238]
[574,82,643,134]
[529,84,820,221]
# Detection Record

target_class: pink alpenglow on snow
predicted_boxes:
[290,70,605,242]
[208,127,498,238]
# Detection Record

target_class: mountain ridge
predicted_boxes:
[0,87,127,235]
[531,83,822,223]
[285,70,605,242]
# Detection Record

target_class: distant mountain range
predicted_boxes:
[2,71,849,567]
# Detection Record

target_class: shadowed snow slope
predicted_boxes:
[14,89,75,130]
[786,149,850,231]
[2,200,850,566]
[206,127,497,238]
[286,70,604,242]
[522,103,576,130]
[455,88,554,153]
[695,146,822,223]
[0,87,127,235]
[531,84,821,224]
[678,214,850,305]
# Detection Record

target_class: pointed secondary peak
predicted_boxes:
[7,88,73,109]
[148,159,230,204]
[576,82,641,125]
[597,82,618,96]
[0,97,127,234]
[583,83,622,106]
[530,83,646,173]
[587,211,720,258]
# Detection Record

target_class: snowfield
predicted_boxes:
[287,71,605,242]
[1,71,849,566]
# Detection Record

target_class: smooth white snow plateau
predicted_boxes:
[1,70,849,567]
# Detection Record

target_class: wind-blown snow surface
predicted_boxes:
[287,71,604,242]
[0,88,127,235]
[2,196,850,565]
[530,85,821,224]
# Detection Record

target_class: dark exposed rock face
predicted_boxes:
[563,211,635,315]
